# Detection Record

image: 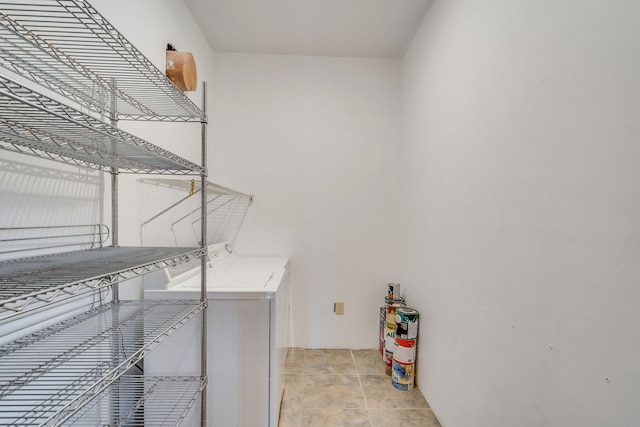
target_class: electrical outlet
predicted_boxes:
[334,301,344,315]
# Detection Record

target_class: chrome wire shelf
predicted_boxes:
[0,0,204,121]
[0,224,109,260]
[62,375,205,426]
[0,246,206,322]
[138,178,253,247]
[0,74,205,174]
[139,178,254,199]
[0,300,205,426]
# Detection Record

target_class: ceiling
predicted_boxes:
[182,0,433,58]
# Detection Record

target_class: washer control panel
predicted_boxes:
[207,241,236,265]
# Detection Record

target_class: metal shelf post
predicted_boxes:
[200,81,208,427]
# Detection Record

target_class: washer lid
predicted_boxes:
[182,267,277,289]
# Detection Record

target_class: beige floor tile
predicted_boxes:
[285,349,305,374]
[279,350,441,427]
[360,375,428,409]
[352,349,386,375]
[368,409,441,427]
[281,374,305,411]
[302,375,365,409]
[278,409,301,427]
[301,409,372,427]
[304,349,356,374]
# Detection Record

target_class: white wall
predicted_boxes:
[210,53,401,348]
[400,1,640,426]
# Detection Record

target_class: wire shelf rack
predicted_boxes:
[61,375,205,426]
[0,224,109,261]
[138,178,253,247]
[0,300,205,426]
[1,1,210,424]
[0,74,205,174]
[0,0,204,121]
[0,246,206,322]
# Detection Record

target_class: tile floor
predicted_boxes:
[278,349,442,427]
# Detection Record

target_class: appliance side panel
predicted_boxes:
[270,266,291,427]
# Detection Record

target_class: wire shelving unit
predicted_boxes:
[0,246,206,322]
[0,301,205,425]
[0,0,204,121]
[0,74,204,174]
[0,0,210,424]
[62,376,206,426]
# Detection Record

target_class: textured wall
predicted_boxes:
[210,53,402,348]
[400,1,640,425]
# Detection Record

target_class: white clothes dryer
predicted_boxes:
[144,241,291,427]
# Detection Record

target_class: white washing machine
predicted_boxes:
[144,241,291,427]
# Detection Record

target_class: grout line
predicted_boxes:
[351,349,374,427]
[281,349,438,427]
